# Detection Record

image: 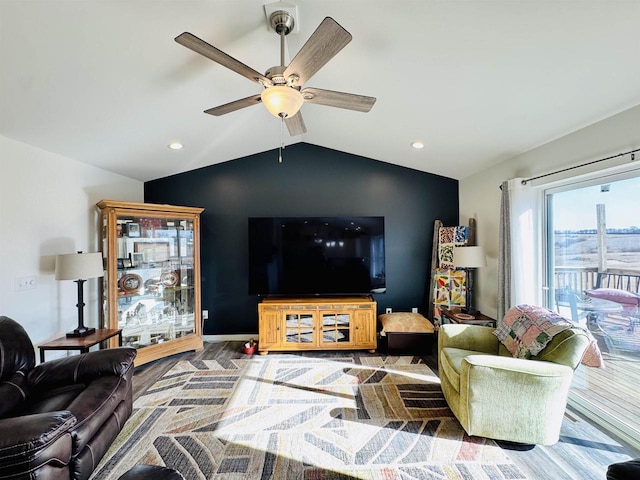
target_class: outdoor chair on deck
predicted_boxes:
[555,288,589,324]
[591,271,640,321]
[584,286,640,354]
[595,271,640,294]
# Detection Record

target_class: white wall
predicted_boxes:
[460,104,640,319]
[0,135,143,348]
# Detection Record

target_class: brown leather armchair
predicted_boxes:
[0,316,136,480]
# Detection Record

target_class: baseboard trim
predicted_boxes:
[203,334,258,343]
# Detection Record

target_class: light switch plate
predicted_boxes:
[15,275,36,291]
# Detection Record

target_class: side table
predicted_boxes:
[38,328,123,363]
[440,308,496,328]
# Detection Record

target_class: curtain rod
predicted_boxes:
[520,147,640,185]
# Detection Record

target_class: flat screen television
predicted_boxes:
[248,216,386,296]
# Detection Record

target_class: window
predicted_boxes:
[545,172,640,449]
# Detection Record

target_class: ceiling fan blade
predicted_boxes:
[175,32,271,86]
[285,112,307,136]
[204,94,262,116]
[301,87,376,112]
[284,17,352,86]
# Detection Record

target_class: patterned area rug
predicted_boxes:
[93,354,526,479]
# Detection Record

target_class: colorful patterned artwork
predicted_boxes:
[433,225,469,323]
[433,268,467,322]
[438,226,468,268]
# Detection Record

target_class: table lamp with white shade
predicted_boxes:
[453,246,487,315]
[55,251,104,337]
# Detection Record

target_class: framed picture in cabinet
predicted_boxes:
[130,252,144,267]
[134,241,170,264]
[126,222,141,237]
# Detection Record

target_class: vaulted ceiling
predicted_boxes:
[2,1,640,182]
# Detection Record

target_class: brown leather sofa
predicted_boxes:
[0,316,136,479]
[607,459,640,480]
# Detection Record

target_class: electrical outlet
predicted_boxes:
[385,307,392,314]
[15,276,36,291]
[411,307,418,313]
[202,310,209,320]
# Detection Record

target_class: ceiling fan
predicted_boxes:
[175,9,376,136]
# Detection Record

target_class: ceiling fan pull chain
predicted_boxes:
[279,116,284,163]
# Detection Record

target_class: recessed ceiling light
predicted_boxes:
[411,141,424,149]
[168,141,183,150]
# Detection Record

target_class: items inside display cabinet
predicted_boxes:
[113,217,196,349]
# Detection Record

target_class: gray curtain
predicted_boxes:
[497,180,511,321]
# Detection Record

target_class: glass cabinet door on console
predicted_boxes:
[97,200,204,366]
[285,312,315,344]
[319,312,352,346]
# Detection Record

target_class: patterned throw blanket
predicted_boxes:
[494,304,604,368]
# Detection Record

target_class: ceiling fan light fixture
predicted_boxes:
[261,85,304,118]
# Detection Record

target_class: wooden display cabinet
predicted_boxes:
[258,296,377,354]
[97,200,204,366]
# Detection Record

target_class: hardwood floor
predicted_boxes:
[571,319,640,442]
[131,341,639,479]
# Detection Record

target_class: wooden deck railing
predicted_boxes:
[554,267,640,294]
[553,267,598,292]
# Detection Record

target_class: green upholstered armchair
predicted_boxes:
[438,323,591,445]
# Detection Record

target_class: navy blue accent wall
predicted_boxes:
[144,143,458,335]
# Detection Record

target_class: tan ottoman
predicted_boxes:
[378,312,435,354]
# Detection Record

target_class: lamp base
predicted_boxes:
[461,307,480,316]
[66,327,96,338]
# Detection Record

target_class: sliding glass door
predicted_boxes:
[545,173,640,448]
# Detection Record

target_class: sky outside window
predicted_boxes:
[553,176,640,231]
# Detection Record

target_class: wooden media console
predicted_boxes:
[257,296,377,355]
